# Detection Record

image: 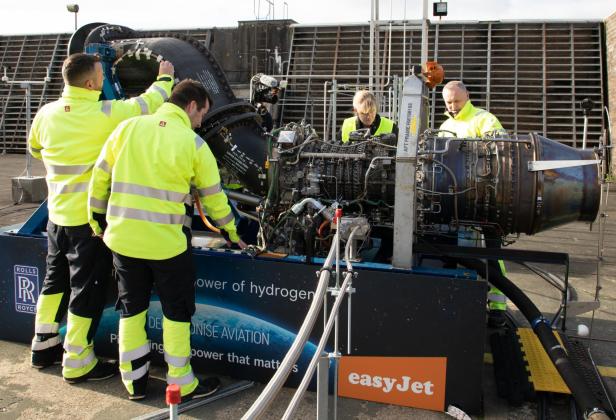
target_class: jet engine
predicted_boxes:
[69,26,602,265]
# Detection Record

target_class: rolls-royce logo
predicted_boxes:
[14,265,39,314]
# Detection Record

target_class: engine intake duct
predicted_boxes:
[417,133,600,236]
[201,103,268,194]
[111,34,236,105]
[72,25,269,195]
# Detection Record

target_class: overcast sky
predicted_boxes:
[1,0,615,35]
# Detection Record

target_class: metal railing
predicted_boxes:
[242,219,361,419]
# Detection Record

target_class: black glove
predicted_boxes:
[92,212,108,233]
[219,229,241,249]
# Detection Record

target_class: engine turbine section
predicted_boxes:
[259,124,600,257]
[416,132,600,237]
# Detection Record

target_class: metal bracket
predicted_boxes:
[566,300,601,317]
[527,160,600,172]
[327,284,356,296]
[328,351,341,359]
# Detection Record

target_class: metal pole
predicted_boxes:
[387,21,392,90]
[403,20,407,75]
[369,0,377,89]
[323,81,329,142]
[74,12,78,31]
[1,110,5,154]
[421,0,429,64]
[316,356,329,419]
[582,115,588,149]
[169,403,178,420]
[347,275,352,353]
[23,83,32,177]
[333,214,340,420]
[331,79,337,142]
[403,0,407,75]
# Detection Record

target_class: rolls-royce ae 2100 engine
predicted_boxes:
[71,26,602,268]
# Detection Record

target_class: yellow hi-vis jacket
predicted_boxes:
[88,102,240,260]
[341,115,395,143]
[28,76,173,226]
[438,100,505,138]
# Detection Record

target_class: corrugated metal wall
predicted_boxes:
[606,11,616,175]
[279,21,605,147]
[0,20,607,152]
[0,34,69,153]
[0,29,214,154]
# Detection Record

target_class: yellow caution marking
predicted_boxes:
[483,353,493,364]
[517,328,571,394]
[484,352,616,379]
[598,365,616,378]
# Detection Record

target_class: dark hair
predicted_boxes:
[62,53,100,87]
[169,79,211,110]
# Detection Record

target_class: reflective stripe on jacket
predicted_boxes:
[438,100,505,138]
[88,102,239,260]
[341,115,395,143]
[28,75,173,226]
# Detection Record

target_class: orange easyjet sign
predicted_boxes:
[338,356,447,412]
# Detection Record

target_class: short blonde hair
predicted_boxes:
[353,90,378,114]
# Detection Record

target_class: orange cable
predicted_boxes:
[318,219,330,237]
[193,191,221,234]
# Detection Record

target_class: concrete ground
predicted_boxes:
[0,153,614,419]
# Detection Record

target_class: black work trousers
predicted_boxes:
[112,242,196,323]
[41,220,112,342]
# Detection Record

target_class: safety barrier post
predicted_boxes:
[166,384,181,420]
[316,356,329,419]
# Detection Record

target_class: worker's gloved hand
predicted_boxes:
[236,215,259,245]
[219,228,231,243]
[220,229,246,250]
[92,212,108,236]
[158,60,174,78]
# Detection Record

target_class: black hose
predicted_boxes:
[226,190,263,207]
[456,257,606,418]
[83,24,137,46]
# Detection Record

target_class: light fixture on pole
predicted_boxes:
[580,98,595,149]
[66,4,79,31]
[433,0,447,20]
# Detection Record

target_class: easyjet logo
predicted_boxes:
[338,356,446,412]
[347,373,435,395]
